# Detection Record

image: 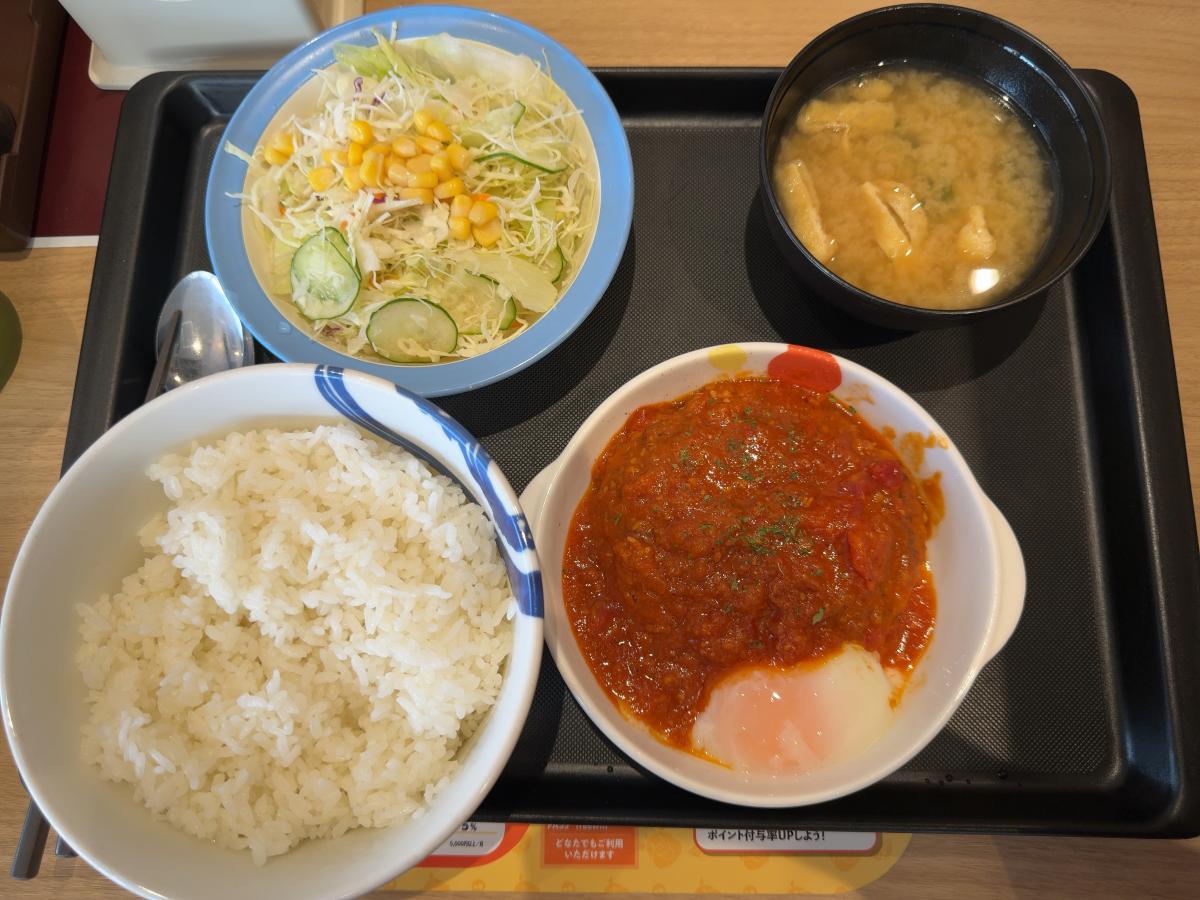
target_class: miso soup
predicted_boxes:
[772,66,1054,309]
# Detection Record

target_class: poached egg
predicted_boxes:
[691,644,896,774]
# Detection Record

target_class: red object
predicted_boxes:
[869,459,905,489]
[562,377,936,746]
[32,20,125,237]
[766,345,842,392]
[542,825,637,867]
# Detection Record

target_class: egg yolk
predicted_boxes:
[691,644,895,774]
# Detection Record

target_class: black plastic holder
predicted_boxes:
[65,68,1200,837]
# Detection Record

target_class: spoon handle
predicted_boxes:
[145,309,182,403]
[11,799,49,879]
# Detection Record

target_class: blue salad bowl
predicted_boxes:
[206,4,633,397]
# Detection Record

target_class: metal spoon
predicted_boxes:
[153,271,255,392]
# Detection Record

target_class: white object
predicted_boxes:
[520,343,1026,809]
[692,645,896,775]
[60,0,364,90]
[0,364,543,900]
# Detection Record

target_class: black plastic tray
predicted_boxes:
[68,69,1200,836]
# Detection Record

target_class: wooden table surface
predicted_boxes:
[1,1,1198,896]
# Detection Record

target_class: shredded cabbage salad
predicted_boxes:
[228,31,598,363]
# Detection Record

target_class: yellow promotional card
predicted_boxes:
[387,822,910,893]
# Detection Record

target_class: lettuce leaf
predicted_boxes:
[333,42,392,79]
[423,33,539,87]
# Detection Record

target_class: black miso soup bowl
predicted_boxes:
[759,3,1111,330]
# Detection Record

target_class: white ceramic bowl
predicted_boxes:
[0,364,543,900]
[520,342,1025,808]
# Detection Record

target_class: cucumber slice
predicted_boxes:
[447,273,518,336]
[290,228,360,319]
[497,296,517,330]
[311,226,354,269]
[325,228,354,263]
[367,298,458,362]
[548,244,566,284]
[475,150,566,174]
[461,295,516,335]
[460,101,526,148]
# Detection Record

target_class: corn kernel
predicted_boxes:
[307,166,336,192]
[347,142,364,166]
[392,136,419,158]
[473,218,503,247]
[434,177,466,200]
[446,143,470,171]
[348,119,375,145]
[364,142,390,161]
[407,170,438,189]
[468,199,499,226]
[430,153,453,180]
[449,194,473,218]
[361,153,385,188]
[412,135,440,155]
[386,157,408,184]
[413,108,435,134]
[448,215,472,241]
[263,146,290,167]
[270,131,294,154]
[343,165,364,191]
[400,187,435,204]
[406,154,432,173]
[425,120,453,143]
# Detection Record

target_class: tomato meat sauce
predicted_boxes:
[562,377,937,747]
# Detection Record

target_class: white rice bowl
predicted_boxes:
[75,424,516,866]
[1,364,542,900]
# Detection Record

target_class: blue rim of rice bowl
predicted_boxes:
[206,4,634,398]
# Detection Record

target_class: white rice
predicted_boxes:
[76,424,515,865]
